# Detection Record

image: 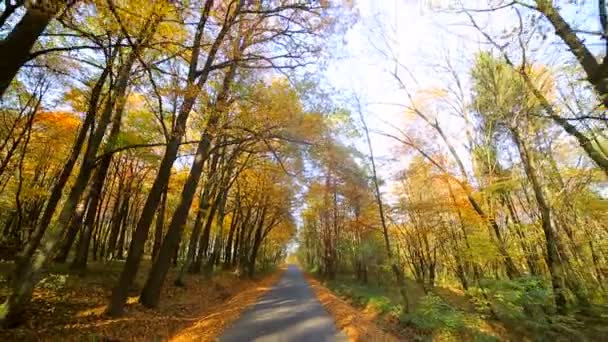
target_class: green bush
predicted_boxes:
[406,293,466,332]
[327,279,398,314]
[368,295,394,314]
[406,294,501,341]
[38,274,68,291]
[471,276,552,321]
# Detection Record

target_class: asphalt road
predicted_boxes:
[219,265,347,342]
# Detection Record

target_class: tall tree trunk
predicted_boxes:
[0,1,60,97]
[511,127,568,314]
[196,188,224,270]
[175,185,211,285]
[204,187,228,275]
[247,205,267,278]
[138,125,215,307]
[66,43,134,270]
[20,59,111,264]
[139,52,238,307]
[0,36,141,326]
[355,99,410,312]
[232,219,243,268]
[70,192,98,271]
[510,55,608,177]
[114,213,128,260]
[107,190,129,259]
[152,187,167,260]
[535,0,608,110]
[223,197,240,269]
[107,0,236,314]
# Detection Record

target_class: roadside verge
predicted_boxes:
[303,273,401,342]
[171,268,285,341]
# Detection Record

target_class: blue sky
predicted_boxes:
[322,0,603,195]
[324,0,490,189]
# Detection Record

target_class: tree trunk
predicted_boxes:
[248,207,267,278]
[70,193,98,271]
[138,131,214,307]
[514,58,608,177]
[0,39,141,326]
[205,182,229,275]
[114,214,128,260]
[511,127,568,314]
[223,198,240,269]
[356,99,410,312]
[138,58,237,306]
[19,58,111,264]
[107,191,129,259]
[0,1,60,97]
[106,1,234,314]
[152,187,167,260]
[175,187,209,285]
[70,45,134,270]
[535,0,608,110]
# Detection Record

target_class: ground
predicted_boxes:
[304,273,403,341]
[0,261,283,341]
[0,262,401,341]
[219,265,347,341]
[11,261,595,341]
[307,272,608,342]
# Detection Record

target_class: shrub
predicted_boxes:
[38,274,68,291]
[472,277,552,321]
[406,293,466,332]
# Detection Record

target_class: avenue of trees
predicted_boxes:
[0,0,353,327]
[1,0,607,335]
[297,0,608,329]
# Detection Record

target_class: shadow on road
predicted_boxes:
[219,265,347,342]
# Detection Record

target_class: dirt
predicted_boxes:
[0,262,284,341]
[303,273,404,342]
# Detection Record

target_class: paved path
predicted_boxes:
[219,265,347,342]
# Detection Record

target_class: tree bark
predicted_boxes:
[356,99,410,311]
[107,190,129,259]
[0,1,60,97]
[152,187,167,260]
[107,0,235,315]
[535,0,608,110]
[70,42,135,270]
[139,43,239,306]
[223,197,240,269]
[21,58,111,265]
[247,204,268,278]
[511,126,568,314]
[175,179,213,285]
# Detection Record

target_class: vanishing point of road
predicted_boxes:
[219,265,347,342]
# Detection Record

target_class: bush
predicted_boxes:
[471,277,552,321]
[38,274,68,291]
[406,293,466,332]
[327,279,398,314]
[406,294,501,341]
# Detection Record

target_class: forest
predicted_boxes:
[0,0,607,341]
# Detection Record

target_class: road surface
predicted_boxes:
[219,265,347,342]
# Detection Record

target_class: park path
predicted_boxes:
[219,265,347,342]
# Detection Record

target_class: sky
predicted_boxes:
[323,0,488,192]
[322,0,603,197]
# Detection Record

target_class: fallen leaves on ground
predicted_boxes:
[304,273,403,342]
[0,262,284,342]
[170,269,284,341]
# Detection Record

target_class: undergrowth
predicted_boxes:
[316,272,608,341]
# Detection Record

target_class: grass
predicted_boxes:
[304,273,400,341]
[316,274,512,341]
[314,272,608,341]
[325,278,400,315]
